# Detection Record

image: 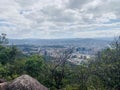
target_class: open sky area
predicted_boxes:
[0,0,120,39]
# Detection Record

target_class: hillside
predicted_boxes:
[9,38,110,48]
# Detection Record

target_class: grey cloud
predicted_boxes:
[68,0,91,9]
[0,0,120,39]
[14,0,39,7]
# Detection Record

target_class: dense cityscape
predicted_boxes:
[14,38,109,65]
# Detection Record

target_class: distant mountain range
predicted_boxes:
[9,38,112,49]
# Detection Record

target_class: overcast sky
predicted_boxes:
[0,0,120,39]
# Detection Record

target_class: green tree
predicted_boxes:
[24,55,47,84]
[0,46,19,64]
[88,36,120,90]
[0,33,8,45]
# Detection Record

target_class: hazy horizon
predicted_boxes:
[8,37,114,41]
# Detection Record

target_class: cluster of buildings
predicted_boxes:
[20,45,97,64]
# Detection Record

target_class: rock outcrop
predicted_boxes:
[0,75,48,90]
[0,82,8,90]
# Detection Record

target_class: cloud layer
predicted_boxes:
[0,0,120,39]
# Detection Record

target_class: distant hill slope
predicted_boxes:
[9,38,110,48]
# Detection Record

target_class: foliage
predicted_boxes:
[0,33,8,45]
[0,45,20,64]
[0,34,120,90]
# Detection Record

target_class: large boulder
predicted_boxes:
[0,82,8,90]
[7,75,48,90]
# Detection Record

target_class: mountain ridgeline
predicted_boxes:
[9,38,110,48]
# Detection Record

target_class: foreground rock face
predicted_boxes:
[0,82,7,90]
[0,75,48,90]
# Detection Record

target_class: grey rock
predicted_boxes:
[2,75,48,90]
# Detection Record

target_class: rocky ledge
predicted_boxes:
[0,75,48,90]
